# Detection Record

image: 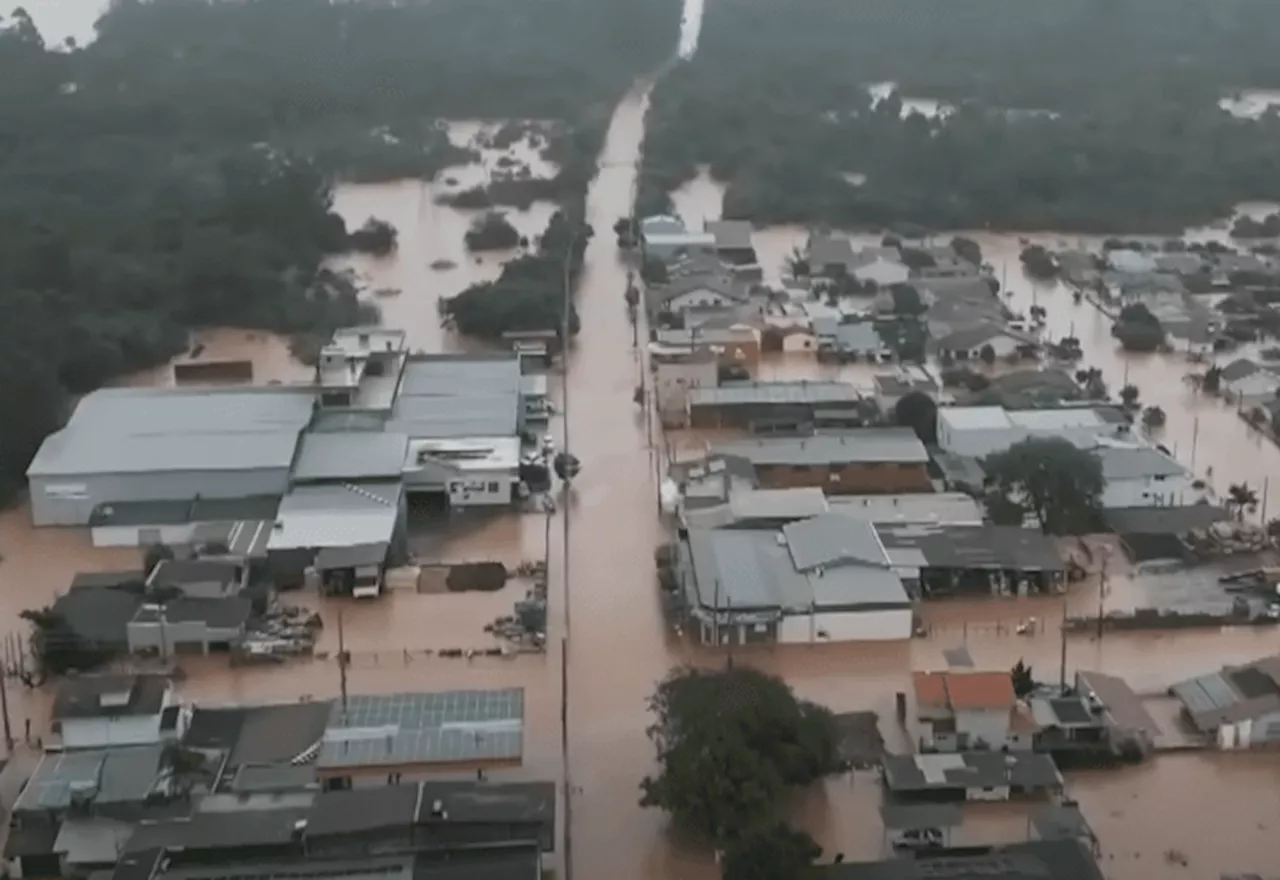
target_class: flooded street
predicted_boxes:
[4,1,1280,876]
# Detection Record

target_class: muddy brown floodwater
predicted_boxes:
[5,5,1280,873]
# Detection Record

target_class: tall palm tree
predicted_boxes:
[1227,482,1260,521]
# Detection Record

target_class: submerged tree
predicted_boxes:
[1227,482,1260,521]
[640,666,839,843]
[721,822,823,880]
[1011,660,1036,698]
[983,437,1104,535]
[893,390,938,445]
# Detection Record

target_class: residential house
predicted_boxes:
[1074,670,1163,755]
[640,214,716,263]
[1056,250,1101,286]
[933,322,1035,361]
[880,751,1063,802]
[127,596,253,657]
[1215,252,1273,282]
[677,514,914,645]
[818,841,1103,880]
[654,325,760,370]
[970,368,1082,409]
[808,235,858,277]
[687,380,862,430]
[759,319,818,354]
[918,254,979,278]
[814,318,886,362]
[1107,248,1157,274]
[1154,252,1208,277]
[705,220,758,265]
[872,366,941,413]
[1220,358,1280,407]
[649,343,719,428]
[849,247,909,286]
[1171,653,1280,749]
[917,277,1005,335]
[1095,444,1196,508]
[912,670,1025,752]
[713,428,931,494]
[936,405,1131,459]
[828,492,984,527]
[50,674,176,749]
[648,273,747,316]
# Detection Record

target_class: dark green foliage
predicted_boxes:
[983,437,1104,535]
[1020,245,1058,279]
[1112,303,1166,351]
[464,212,521,251]
[348,219,398,255]
[893,391,937,445]
[640,666,840,843]
[1232,213,1280,238]
[721,822,822,880]
[20,607,110,677]
[0,0,678,502]
[641,0,1280,233]
[1011,660,1036,698]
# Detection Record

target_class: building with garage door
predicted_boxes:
[26,386,316,527]
[677,512,913,645]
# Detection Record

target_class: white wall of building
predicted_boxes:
[666,289,737,312]
[61,714,163,749]
[448,473,515,507]
[778,608,912,643]
[655,359,718,426]
[854,259,910,286]
[936,422,1025,459]
[1100,473,1195,508]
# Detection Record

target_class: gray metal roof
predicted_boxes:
[875,524,1064,572]
[269,482,403,551]
[388,357,520,439]
[690,380,858,407]
[782,514,888,570]
[809,235,856,267]
[14,745,165,813]
[1095,446,1187,480]
[317,689,524,771]
[1171,654,1280,730]
[684,526,908,613]
[714,428,927,466]
[828,492,984,526]
[705,220,754,251]
[292,432,409,482]
[29,387,315,477]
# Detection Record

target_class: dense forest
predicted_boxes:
[0,0,680,503]
[640,0,1280,232]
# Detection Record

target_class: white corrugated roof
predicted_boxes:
[28,387,315,477]
[267,482,402,551]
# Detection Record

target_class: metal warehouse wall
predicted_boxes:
[30,468,291,527]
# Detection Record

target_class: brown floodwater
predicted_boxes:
[5,10,1280,873]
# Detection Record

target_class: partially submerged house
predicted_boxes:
[712,429,931,494]
[880,751,1063,802]
[933,322,1036,361]
[1171,654,1280,749]
[874,523,1065,597]
[912,670,1025,752]
[687,380,862,430]
[50,674,176,749]
[705,219,758,265]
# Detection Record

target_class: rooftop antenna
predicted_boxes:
[337,608,349,721]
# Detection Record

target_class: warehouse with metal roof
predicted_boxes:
[26,387,315,526]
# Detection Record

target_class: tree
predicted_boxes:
[983,436,1104,535]
[784,246,810,277]
[640,666,839,843]
[1019,245,1058,279]
[951,236,982,267]
[464,212,520,251]
[20,607,111,678]
[1120,383,1140,408]
[1141,405,1166,428]
[893,391,938,445]
[889,283,924,316]
[347,218,398,255]
[1202,365,1224,393]
[722,823,822,880]
[1010,660,1036,698]
[978,343,997,365]
[144,543,175,577]
[1227,482,1259,521]
[641,256,670,285]
[1113,303,1165,351]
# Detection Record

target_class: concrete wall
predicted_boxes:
[1101,473,1194,508]
[755,462,933,494]
[31,467,291,527]
[61,714,163,749]
[1221,710,1280,749]
[954,707,1013,749]
[936,423,1025,459]
[778,608,912,643]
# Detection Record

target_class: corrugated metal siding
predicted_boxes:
[31,468,291,527]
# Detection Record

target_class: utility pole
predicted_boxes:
[0,657,12,755]
[337,609,349,720]
[1190,416,1200,473]
[1058,593,1069,691]
[1096,549,1110,640]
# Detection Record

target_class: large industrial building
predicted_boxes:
[27,329,539,545]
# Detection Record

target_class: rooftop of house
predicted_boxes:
[183,700,333,768]
[1171,653,1280,731]
[52,674,169,722]
[89,495,282,529]
[682,517,909,613]
[315,688,525,772]
[874,523,1065,573]
[682,487,832,528]
[938,405,1015,430]
[851,246,903,267]
[27,386,316,478]
[1075,670,1162,736]
[705,219,755,251]
[326,327,407,357]
[1103,504,1230,536]
[881,751,1062,794]
[123,804,315,855]
[827,492,984,525]
[386,355,521,440]
[1094,445,1188,480]
[52,583,145,647]
[650,272,748,307]
[913,670,1016,712]
[873,367,939,396]
[689,380,859,408]
[809,235,856,267]
[816,840,1103,880]
[714,428,928,467]
[934,321,1034,352]
[14,745,167,813]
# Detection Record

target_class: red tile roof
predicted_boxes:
[912,672,949,708]
[912,670,1016,711]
